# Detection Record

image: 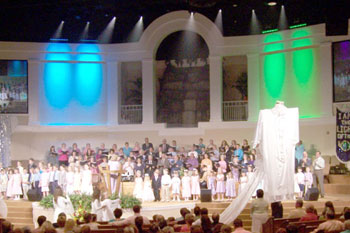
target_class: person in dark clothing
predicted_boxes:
[152,169,161,201]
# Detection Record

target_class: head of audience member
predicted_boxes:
[185,214,195,226]
[156,215,165,223]
[256,189,264,198]
[200,215,212,232]
[2,220,13,233]
[344,210,350,220]
[220,224,232,233]
[57,216,66,228]
[37,215,47,228]
[81,225,91,233]
[83,213,92,224]
[211,213,220,224]
[315,151,321,158]
[276,228,287,233]
[179,208,190,220]
[159,219,168,229]
[326,210,335,220]
[233,218,244,229]
[135,216,144,232]
[286,224,298,233]
[40,221,55,232]
[323,201,335,216]
[162,226,175,233]
[305,204,315,214]
[200,208,208,216]
[344,220,350,230]
[114,208,123,220]
[191,225,204,233]
[124,226,136,233]
[133,205,141,214]
[167,217,175,223]
[64,219,76,233]
[295,199,303,209]
[193,206,201,217]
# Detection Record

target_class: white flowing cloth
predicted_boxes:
[53,196,75,221]
[0,199,7,218]
[221,104,299,224]
[91,198,121,222]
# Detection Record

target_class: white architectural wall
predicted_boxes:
[0,11,348,161]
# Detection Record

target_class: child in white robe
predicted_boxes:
[181,170,191,201]
[73,166,82,194]
[171,171,181,201]
[66,166,75,195]
[142,174,154,202]
[40,166,50,198]
[295,167,305,197]
[239,171,248,194]
[191,169,200,201]
[133,170,143,200]
[0,169,8,198]
[81,164,93,195]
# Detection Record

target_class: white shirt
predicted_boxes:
[295,172,305,185]
[161,174,171,186]
[313,156,325,170]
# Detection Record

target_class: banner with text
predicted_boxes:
[336,108,350,163]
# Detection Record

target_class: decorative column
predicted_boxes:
[209,56,223,123]
[247,53,260,122]
[142,59,156,125]
[106,61,120,125]
[28,60,40,125]
[319,42,333,118]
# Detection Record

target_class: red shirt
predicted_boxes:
[299,213,318,222]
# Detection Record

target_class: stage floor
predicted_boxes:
[7,194,350,229]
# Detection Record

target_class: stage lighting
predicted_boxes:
[250,9,262,35]
[127,15,144,42]
[98,16,116,43]
[267,1,277,6]
[278,5,288,30]
[215,9,223,33]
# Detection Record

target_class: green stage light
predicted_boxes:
[289,23,307,29]
[262,29,278,34]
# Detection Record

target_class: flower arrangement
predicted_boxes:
[73,200,88,222]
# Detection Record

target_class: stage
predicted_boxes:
[4,193,350,229]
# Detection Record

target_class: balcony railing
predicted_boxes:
[223,101,248,121]
[120,105,142,124]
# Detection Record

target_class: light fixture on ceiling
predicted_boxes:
[267,1,277,6]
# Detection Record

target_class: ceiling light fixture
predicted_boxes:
[267,1,277,6]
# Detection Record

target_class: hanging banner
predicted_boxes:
[336,108,350,163]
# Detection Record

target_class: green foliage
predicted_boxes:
[120,195,141,209]
[39,194,54,209]
[39,193,140,211]
[69,194,92,212]
[39,194,92,212]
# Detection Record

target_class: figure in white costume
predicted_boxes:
[220,101,299,225]
[53,187,74,222]
[91,189,121,222]
[254,101,299,202]
[0,199,7,218]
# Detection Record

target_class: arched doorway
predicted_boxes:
[155,30,210,127]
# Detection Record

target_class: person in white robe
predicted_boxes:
[91,189,120,222]
[53,187,74,222]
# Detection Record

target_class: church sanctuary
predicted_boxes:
[0,0,350,233]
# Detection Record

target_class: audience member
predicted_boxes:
[300,204,318,222]
[114,205,150,226]
[180,213,195,232]
[342,220,350,233]
[232,218,251,233]
[220,224,232,233]
[251,189,269,233]
[312,210,344,233]
[288,199,305,219]
[271,201,283,218]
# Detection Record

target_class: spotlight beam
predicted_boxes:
[80,22,90,41]
[98,17,116,43]
[127,16,144,42]
[52,21,64,39]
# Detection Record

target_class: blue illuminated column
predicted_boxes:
[142,59,155,124]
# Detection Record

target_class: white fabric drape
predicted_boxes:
[221,104,299,224]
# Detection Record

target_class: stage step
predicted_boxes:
[325,184,350,194]
[329,175,350,184]
[5,200,34,230]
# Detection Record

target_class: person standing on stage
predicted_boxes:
[152,169,162,201]
[312,151,325,198]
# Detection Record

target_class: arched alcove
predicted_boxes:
[155,30,210,127]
